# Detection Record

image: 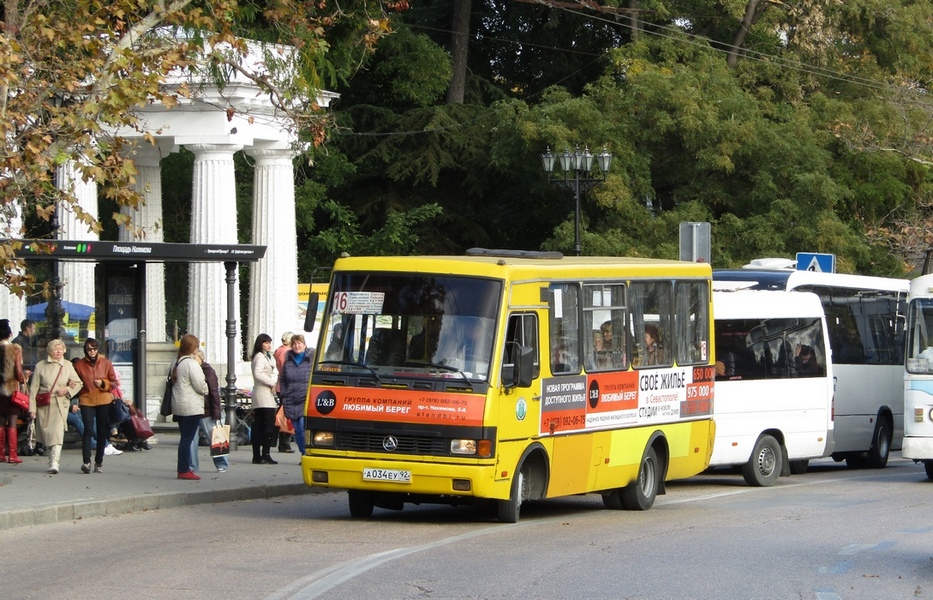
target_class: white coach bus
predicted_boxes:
[715,260,908,468]
[710,289,834,486]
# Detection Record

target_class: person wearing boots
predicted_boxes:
[29,339,82,474]
[72,338,118,474]
[250,333,278,465]
[0,319,29,464]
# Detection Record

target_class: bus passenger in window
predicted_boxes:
[408,316,441,362]
[596,321,622,369]
[644,324,664,365]
[834,323,865,364]
[794,344,821,377]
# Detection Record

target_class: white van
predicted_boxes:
[710,289,835,486]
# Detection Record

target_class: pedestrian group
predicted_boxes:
[0,320,313,480]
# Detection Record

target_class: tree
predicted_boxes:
[0,0,402,296]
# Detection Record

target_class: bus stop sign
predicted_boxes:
[796,252,835,273]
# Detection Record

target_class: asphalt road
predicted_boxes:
[1,456,931,600]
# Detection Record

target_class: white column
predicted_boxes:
[246,148,299,350]
[56,161,97,309]
[186,143,242,367]
[121,147,168,342]
[0,202,26,328]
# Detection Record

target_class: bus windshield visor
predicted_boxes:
[318,273,502,380]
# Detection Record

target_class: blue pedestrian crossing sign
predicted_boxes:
[796,252,835,273]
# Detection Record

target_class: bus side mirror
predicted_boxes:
[503,342,534,389]
[516,345,534,387]
[303,292,319,333]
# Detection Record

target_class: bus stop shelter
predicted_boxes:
[14,239,266,428]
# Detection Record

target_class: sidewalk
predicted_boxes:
[0,431,321,530]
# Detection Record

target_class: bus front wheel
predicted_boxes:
[497,468,526,523]
[865,419,891,469]
[619,446,659,511]
[742,435,781,487]
[924,461,933,480]
[348,490,375,518]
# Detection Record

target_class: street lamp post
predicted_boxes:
[541,145,612,256]
[45,206,66,340]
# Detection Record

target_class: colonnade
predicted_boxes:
[0,139,304,376]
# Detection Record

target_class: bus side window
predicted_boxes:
[582,283,627,372]
[629,281,673,367]
[549,284,581,374]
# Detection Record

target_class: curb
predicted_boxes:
[0,481,320,530]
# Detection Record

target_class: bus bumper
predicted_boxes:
[301,454,507,500]
[902,437,933,461]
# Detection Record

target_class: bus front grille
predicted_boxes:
[337,432,449,456]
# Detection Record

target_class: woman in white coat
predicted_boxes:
[171,334,208,480]
[250,333,278,464]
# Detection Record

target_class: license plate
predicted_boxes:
[363,468,412,483]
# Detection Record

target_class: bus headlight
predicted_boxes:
[312,431,335,447]
[451,439,476,455]
[450,439,493,457]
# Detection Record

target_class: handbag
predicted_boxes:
[275,405,295,435]
[128,405,154,440]
[36,365,64,407]
[10,385,29,410]
[210,424,231,458]
[160,373,174,417]
[110,398,131,424]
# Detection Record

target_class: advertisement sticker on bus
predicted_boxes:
[310,387,486,427]
[539,366,714,435]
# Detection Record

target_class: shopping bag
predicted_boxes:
[129,406,154,440]
[210,424,231,458]
[275,405,294,435]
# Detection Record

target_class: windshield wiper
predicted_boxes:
[318,360,381,381]
[404,360,473,386]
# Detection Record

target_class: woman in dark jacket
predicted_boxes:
[277,334,314,455]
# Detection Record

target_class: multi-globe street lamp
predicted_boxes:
[541,145,612,256]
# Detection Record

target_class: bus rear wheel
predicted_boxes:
[924,461,933,480]
[742,435,781,487]
[348,490,375,518]
[619,447,659,511]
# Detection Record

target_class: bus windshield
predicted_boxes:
[318,273,502,380]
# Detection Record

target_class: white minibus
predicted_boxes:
[711,289,834,486]
[715,261,907,468]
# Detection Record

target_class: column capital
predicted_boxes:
[246,147,298,163]
[125,142,177,168]
[185,143,244,158]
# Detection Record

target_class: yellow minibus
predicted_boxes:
[302,249,716,522]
